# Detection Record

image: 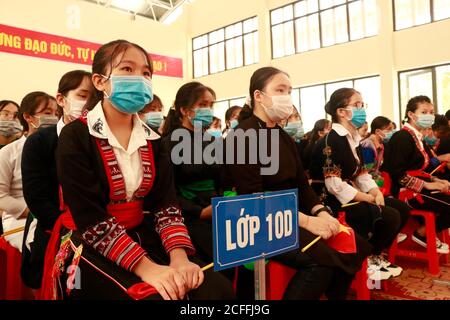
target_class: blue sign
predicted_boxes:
[212,189,298,271]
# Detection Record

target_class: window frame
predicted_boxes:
[270,0,379,59]
[393,0,450,31]
[192,16,259,78]
[398,63,450,123]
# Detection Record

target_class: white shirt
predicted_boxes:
[325,123,378,204]
[57,117,65,137]
[0,135,27,218]
[87,103,159,200]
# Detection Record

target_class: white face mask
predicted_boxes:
[65,97,86,119]
[260,92,294,122]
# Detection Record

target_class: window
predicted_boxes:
[193,17,259,78]
[394,0,450,30]
[298,76,381,131]
[213,97,246,127]
[271,0,379,58]
[399,64,450,119]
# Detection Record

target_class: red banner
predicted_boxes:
[0,24,183,78]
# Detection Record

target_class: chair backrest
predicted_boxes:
[379,171,392,196]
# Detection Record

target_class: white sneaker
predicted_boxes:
[412,231,450,254]
[367,256,392,281]
[379,255,403,277]
[397,233,407,244]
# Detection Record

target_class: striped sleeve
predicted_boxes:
[154,205,195,255]
[400,175,425,193]
[81,217,146,271]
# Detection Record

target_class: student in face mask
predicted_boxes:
[0,92,57,254]
[222,105,241,138]
[0,100,22,149]
[361,116,395,185]
[224,68,372,300]
[383,96,450,254]
[361,116,410,245]
[206,117,222,138]
[282,106,305,142]
[46,41,233,300]
[310,88,405,282]
[20,70,93,290]
[161,83,231,277]
[139,94,164,135]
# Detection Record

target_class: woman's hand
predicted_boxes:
[369,188,385,206]
[316,211,340,236]
[300,213,335,240]
[169,249,204,291]
[133,257,186,300]
[425,181,449,192]
[354,191,375,204]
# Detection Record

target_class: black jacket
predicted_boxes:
[223,114,320,214]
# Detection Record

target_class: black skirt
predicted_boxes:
[58,215,235,300]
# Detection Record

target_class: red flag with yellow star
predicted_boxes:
[325,212,357,254]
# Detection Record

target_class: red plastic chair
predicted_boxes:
[388,189,449,275]
[0,237,29,300]
[266,260,370,300]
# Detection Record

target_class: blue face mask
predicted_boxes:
[350,108,367,128]
[424,135,438,146]
[382,130,395,143]
[230,119,239,129]
[144,111,163,128]
[416,114,435,129]
[104,75,153,114]
[190,107,213,128]
[206,129,222,138]
[283,121,305,140]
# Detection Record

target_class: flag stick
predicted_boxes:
[342,202,360,208]
[301,236,321,252]
[201,262,214,272]
[0,226,25,238]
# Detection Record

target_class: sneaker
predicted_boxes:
[397,233,407,244]
[379,255,403,277]
[412,231,450,254]
[367,256,392,281]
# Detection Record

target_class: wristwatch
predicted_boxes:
[311,205,332,217]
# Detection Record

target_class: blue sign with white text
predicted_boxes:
[212,189,299,271]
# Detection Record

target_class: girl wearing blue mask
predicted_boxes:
[138,94,164,135]
[0,92,57,257]
[206,117,222,138]
[0,100,22,149]
[20,70,93,291]
[161,83,233,280]
[383,96,450,254]
[310,88,405,281]
[222,105,242,138]
[44,41,232,300]
[361,116,395,185]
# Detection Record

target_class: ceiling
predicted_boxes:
[82,0,188,22]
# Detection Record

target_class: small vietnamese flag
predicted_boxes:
[325,212,357,254]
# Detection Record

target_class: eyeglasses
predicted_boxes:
[0,110,19,119]
[347,102,368,110]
